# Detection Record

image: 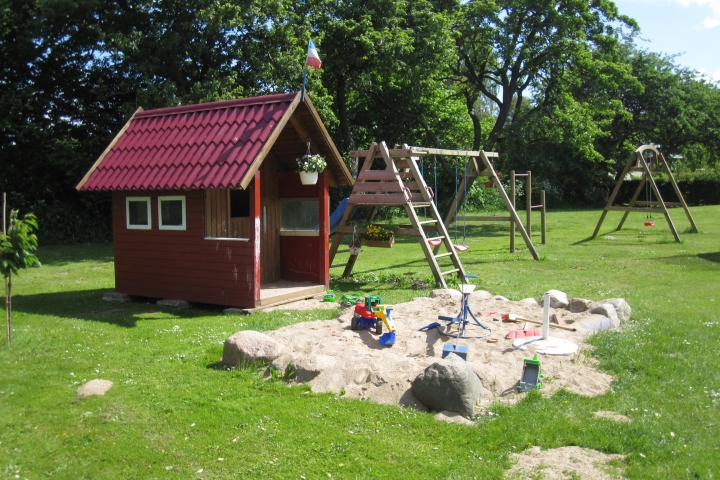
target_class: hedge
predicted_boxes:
[614,171,720,206]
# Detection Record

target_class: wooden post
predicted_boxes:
[541,190,546,245]
[526,171,532,238]
[252,171,261,305]
[510,171,516,253]
[3,192,9,346]
[318,170,330,287]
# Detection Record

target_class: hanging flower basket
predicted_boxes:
[299,171,319,185]
[484,180,494,188]
[296,153,326,185]
[349,244,362,255]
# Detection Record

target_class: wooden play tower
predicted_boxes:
[329,142,466,288]
[592,144,697,242]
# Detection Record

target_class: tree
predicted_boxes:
[305,0,469,172]
[453,0,635,151]
[1,206,40,346]
[606,47,720,171]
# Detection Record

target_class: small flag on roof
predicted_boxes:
[305,40,322,69]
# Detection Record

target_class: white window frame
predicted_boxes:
[126,196,152,230]
[279,198,320,236]
[158,195,186,230]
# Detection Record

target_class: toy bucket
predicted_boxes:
[379,332,395,346]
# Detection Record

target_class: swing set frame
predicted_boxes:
[434,150,540,260]
[592,144,697,242]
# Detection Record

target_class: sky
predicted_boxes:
[613,0,720,82]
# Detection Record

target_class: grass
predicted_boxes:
[1,206,719,479]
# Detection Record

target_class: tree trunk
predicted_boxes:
[466,93,483,150]
[5,275,10,346]
[336,76,357,177]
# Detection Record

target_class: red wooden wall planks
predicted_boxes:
[277,171,329,286]
[112,190,256,307]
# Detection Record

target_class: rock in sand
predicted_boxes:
[411,353,483,419]
[599,298,632,323]
[222,330,284,366]
[588,304,620,328]
[567,298,592,313]
[539,290,569,309]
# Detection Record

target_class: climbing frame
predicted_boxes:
[592,144,697,242]
[433,149,539,260]
[329,142,466,288]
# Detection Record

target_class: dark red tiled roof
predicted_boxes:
[80,93,298,191]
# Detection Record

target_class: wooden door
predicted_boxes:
[260,156,281,283]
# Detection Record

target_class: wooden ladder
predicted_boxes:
[329,141,466,288]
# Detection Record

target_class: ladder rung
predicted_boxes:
[330,263,348,268]
[434,252,453,259]
[440,268,460,276]
[410,203,433,208]
[336,249,350,253]
[418,220,437,225]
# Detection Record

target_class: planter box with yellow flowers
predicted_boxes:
[363,224,395,248]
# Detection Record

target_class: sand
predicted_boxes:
[507,446,625,479]
[264,289,615,413]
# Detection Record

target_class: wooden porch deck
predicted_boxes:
[258,280,326,307]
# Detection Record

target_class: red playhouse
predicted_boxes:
[77,92,354,309]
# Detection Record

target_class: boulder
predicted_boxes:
[78,379,113,397]
[574,314,613,332]
[472,290,493,300]
[493,295,510,302]
[599,298,632,323]
[222,330,285,366]
[539,290,569,309]
[519,298,539,306]
[268,353,294,377]
[411,353,483,419]
[291,355,338,382]
[588,304,620,328]
[567,298,592,313]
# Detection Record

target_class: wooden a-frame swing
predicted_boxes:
[329,142,467,288]
[592,144,697,242]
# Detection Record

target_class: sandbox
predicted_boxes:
[263,289,621,414]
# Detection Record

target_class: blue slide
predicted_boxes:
[330,197,350,230]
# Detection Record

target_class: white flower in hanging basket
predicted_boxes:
[296,154,327,173]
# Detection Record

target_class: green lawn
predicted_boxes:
[1,206,719,479]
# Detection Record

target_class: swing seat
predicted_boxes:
[644,221,655,227]
[453,244,469,252]
[428,238,443,247]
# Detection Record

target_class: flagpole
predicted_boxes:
[302,67,307,102]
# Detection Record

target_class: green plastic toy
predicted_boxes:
[340,293,363,308]
[323,290,337,302]
[517,354,543,392]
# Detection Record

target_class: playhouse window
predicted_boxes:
[230,189,250,218]
[126,197,151,229]
[158,196,186,230]
[281,199,319,234]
